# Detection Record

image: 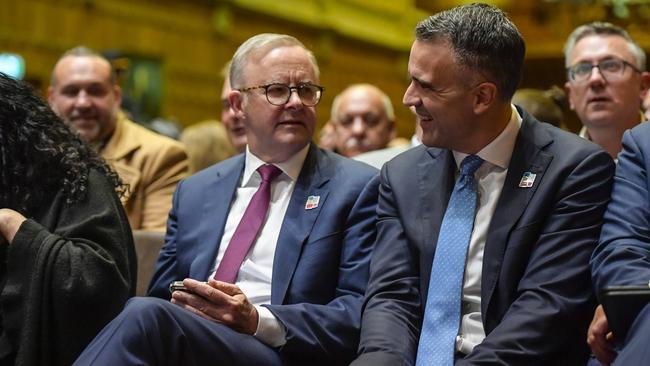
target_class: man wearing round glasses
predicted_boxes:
[74,33,380,366]
[564,22,650,159]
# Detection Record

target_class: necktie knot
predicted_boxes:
[257,164,282,183]
[460,155,483,177]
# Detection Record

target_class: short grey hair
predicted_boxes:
[51,46,115,85]
[563,21,646,70]
[330,83,395,121]
[229,33,320,89]
[415,3,525,101]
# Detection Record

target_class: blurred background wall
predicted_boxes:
[2,0,650,137]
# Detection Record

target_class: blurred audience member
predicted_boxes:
[48,46,189,231]
[180,120,236,173]
[221,62,247,153]
[564,22,650,365]
[0,72,136,366]
[512,86,566,128]
[330,83,396,157]
[354,119,422,169]
[564,22,650,159]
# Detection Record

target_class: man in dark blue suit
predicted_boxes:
[74,33,379,366]
[352,4,614,365]
[591,122,650,365]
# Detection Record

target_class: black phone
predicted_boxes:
[600,284,650,345]
[169,281,190,293]
[169,280,208,294]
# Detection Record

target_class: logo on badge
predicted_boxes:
[305,195,320,210]
[519,172,536,188]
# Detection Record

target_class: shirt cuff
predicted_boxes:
[253,305,287,347]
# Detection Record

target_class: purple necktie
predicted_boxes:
[213,164,282,283]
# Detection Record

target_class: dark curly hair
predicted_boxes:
[0,72,126,215]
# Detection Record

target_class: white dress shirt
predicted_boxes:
[208,144,309,347]
[453,106,522,354]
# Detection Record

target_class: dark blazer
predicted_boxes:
[354,110,614,365]
[592,122,650,292]
[148,143,379,364]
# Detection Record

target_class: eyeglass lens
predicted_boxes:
[571,59,627,81]
[266,84,321,106]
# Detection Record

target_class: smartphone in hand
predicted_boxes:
[169,281,190,294]
[169,280,208,294]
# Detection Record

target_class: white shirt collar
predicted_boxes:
[242,144,310,186]
[453,104,522,170]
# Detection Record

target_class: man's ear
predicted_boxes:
[639,71,650,101]
[47,86,55,105]
[388,119,397,141]
[473,82,497,114]
[564,81,576,111]
[229,90,244,118]
[113,84,122,106]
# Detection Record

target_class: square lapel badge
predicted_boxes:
[305,195,320,210]
[519,171,536,188]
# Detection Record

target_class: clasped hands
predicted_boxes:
[171,278,259,335]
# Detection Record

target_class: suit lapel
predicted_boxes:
[419,148,456,296]
[189,157,244,279]
[481,114,554,316]
[271,144,330,304]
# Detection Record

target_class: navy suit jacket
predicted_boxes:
[592,122,650,293]
[147,144,379,364]
[354,110,614,365]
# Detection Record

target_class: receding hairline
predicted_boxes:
[229,33,320,89]
[51,47,116,86]
[564,22,646,70]
[331,83,395,122]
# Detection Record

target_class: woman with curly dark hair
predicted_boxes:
[0,73,137,366]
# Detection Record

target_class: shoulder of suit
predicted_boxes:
[122,118,187,153]
[319,148,379,177]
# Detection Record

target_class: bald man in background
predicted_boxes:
[329,84,396,157]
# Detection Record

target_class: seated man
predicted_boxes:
[329,84,396,157]
[590,122,650,365]
[74,33,379,365]
[48,47,189,231]
[353,4,614,365]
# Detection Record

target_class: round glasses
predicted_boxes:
[567,58,641,82]
[237,83,324,106]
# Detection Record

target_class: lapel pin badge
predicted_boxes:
[305,195,320,210]
[519,171,536,188]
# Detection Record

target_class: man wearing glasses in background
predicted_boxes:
[564,22,650,365]
[564,22,650,159]
[74,33,379,366]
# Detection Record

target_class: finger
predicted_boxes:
[184,279,231,303]
[208,279,243,296]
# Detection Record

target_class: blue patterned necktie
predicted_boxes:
[416,154,484,366]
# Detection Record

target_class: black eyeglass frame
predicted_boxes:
[566,58,642,82]
[236,83,324,106]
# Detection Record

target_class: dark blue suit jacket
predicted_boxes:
[147,144,379,364]
[592,122,650,292]
[354,110,614,365]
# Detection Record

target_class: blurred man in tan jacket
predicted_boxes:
[48,46,188,231]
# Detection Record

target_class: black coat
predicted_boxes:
[0,168,137,366]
